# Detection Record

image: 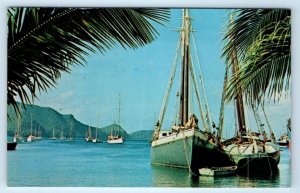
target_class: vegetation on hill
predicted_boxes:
[129,130,153,140]
[7,103,130,140]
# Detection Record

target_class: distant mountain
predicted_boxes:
[129,130,153,140]
[7,102,130,140]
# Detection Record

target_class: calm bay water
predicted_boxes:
[7,140,291,187]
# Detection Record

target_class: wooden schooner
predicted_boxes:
[219,14,280,176]
[151,9,234,173]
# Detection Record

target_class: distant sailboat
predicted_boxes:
[278,119,290,147]
[107,94,124,144]
[60,126,66,140]
[26,114,35,142]
[50,127,58,140]
[67,122,74,141]
[92,114,102,143]
[35,126,43,140]
[277,133,289,147]
[13,105,24,143]
[85,126,93,142]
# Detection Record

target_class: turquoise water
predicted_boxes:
[7,140,291,187]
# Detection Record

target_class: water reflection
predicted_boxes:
[151,165,200,187]
[151,164,282,188]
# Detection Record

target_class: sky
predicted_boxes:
[31,9,291,138]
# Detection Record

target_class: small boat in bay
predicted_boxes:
[277,133,289,147]
[107,95,124,144]
[35,126,43,140]
[199,166,237,177]
[13,106,24,143]
[50,127,58,140]
[92,114,102,143]
[26,134,34,142]
[26,114,35,142]
[150,9,234,173]
[85,126,93,142]
[278,119,291,147]
[60,127,66,140]
[67,122,74,141]
[7,142,17,151]
[107,133,123,144]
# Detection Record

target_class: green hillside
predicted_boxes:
[129,130,153,140]
[7,103,130,140]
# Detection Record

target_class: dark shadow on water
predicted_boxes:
[151,165,200,187]
[151,164,281,188]
[237,166,279,179]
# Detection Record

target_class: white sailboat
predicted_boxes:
[67,122,74,141]
[92,114,102,143]
[107,94,124,144]
[85,126,93,142]
[13,105,24,143]
[60,126,66,140]
[50,127,58,140]
[26,114,35,142]
[35,126,43,140]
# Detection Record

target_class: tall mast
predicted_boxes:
[118,94,121,126]
[229,14,246,134]
[30,113,33,135]
[179,9,191,126]
[69,121,73,139]
[117,94,121,135]
[96,113,99,139]
[261,105,276,142]
[217,61,230,140]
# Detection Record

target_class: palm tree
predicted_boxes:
[222,9,291,104]
[7,8,170,113]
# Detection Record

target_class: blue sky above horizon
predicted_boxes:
[30,9,290,137]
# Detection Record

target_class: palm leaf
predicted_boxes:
[7,8,170,113]
[223,9,291,104]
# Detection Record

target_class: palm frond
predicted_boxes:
[222,9,290,63]
[225,14,291,103]
[7,8,170,113]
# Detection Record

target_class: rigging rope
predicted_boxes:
[191,32,213,132]
[252,105,268,140]
[182,131,198,176]
[217,60,230,140]
[152,35,181,140]
[189,57,209,131]
[261,105,276,142]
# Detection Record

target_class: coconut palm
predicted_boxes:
[222,9,291,104]
[7,8,170,113]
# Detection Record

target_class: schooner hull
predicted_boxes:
[224,140,281,176]
[151,129,234,172]
[234,151,280,175]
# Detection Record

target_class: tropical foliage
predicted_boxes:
[223,9,291,104]
[7,8,170,113]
